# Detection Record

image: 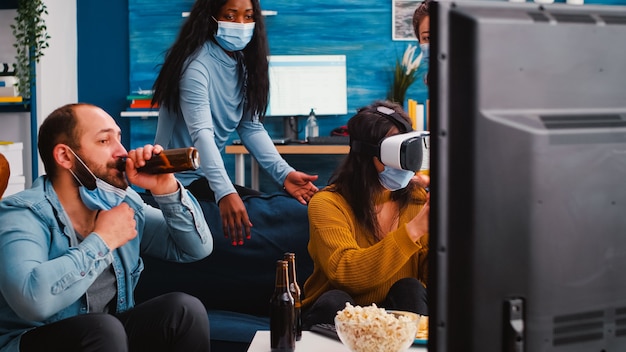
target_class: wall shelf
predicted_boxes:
[0,101,30,113]
[0,4,38,182]
[181,10,277,17]
[120,110,158,118]
[0,0,19,10]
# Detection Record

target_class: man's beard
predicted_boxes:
[76,154,129,190]
[93,159,129,190]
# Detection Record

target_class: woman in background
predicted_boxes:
[152,0,318,246]
[413,0,431,85]
[301,100,429,328]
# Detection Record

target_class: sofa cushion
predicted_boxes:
[135,191,313,318]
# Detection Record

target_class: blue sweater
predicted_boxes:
[154,40,294,202]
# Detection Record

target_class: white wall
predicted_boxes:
[38,0,78,120]
[0,1,77,187]
[34,0,78,184]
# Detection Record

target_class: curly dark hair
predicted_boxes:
[152,0,269,119]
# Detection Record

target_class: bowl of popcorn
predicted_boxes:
[334,303,419,352]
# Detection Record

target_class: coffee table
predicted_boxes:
[246,330,427,351]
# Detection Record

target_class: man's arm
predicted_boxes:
[137,184,213,262]
[123,144,213,261]
[0,205,114,321]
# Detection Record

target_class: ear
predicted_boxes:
[373,156,385,173]
[53,144,74,171]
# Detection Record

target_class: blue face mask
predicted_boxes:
[214,20,255,51]
[379,166,415,191]
[68,149,127,211]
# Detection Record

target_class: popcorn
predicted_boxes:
[334,303,418,352]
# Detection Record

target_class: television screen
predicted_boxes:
[430,1,626,351]
[266,55,348,117]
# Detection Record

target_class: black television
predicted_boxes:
[429,1,626,351]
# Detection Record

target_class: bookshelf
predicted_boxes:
[0,2,38,183]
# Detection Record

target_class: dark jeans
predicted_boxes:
[20,292,210,352]
[301,277,428,329]
[186,177,262,202]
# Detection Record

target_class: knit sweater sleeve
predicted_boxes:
[305,190,426,303]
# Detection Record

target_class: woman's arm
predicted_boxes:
[307,192,424,293]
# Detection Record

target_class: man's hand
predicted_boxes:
[218,193,253,246]
[124,144,178,195]
[93,203,137,249]
[284,171,319,205]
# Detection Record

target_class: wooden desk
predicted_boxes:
[225,144,350,190]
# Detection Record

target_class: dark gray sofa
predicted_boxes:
[135,192,313,352]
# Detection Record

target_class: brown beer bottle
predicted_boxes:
[284,252,302,341]
[270,260,295,352]
[117,147,199,174]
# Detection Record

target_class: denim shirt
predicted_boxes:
[0,176,213,352]
[154,40,294,202]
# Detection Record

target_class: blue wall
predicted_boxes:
[77,0,626,191]
[85,0,427,191]
[125,0,428,139]
[77,0,131,148]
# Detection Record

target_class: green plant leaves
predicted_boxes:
[10,0,50,99]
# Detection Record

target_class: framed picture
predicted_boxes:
[393,0,420,41]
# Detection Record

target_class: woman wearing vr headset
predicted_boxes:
[301,100,430,329]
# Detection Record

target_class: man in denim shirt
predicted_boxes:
[0,103,214,352]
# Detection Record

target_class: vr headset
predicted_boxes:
[351,106,430,172]
[379,130,430,171]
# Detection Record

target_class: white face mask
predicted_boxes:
[68,149,127,211]
[214,20,255,51]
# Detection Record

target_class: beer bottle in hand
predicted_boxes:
[270,260,295,351]
[117,147,199,174]
[284,252,302,341]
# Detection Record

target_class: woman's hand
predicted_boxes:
[218,193,253,246]
[407,172,430,242]
[284,171,319,204]
[406,198,430,242]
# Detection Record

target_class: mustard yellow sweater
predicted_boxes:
[302,189,429,308]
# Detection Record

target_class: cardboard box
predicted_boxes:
[0,86,17,97]
[0,142,24,177]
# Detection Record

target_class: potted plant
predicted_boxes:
[387,44,422,107]
[10,0,50,99]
